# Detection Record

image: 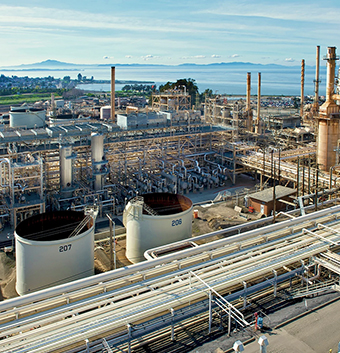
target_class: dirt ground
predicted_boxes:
[191,200,259,240]
[0,252,18,300]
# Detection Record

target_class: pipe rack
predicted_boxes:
[1,205,340,352]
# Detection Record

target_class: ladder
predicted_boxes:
[68,215,91,238]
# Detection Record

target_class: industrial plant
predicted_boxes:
[0,46,340,352]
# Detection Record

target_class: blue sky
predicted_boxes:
[0,0,339,66]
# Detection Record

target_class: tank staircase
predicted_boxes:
[123,196,158,226]
[68,215,91,238]
[131,196,159,216]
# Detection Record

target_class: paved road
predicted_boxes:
[243,299,340,353]
[189,293,340,353]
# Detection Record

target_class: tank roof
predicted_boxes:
[15,211,91,242]
[142,193,192,215]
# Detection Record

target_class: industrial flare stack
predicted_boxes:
[111,66,115,123]
[313,45,321,113]
[246,72,253,132]
[317,46,340,171]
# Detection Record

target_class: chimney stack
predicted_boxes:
[246,72,253,131]
[111,67,115,123]
[313,45,320,111]
[300,59,305,118]
[255,72,261,134]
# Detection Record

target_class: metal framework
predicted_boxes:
[152,90,191,111]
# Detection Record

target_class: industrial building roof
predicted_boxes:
[249,185,296,203]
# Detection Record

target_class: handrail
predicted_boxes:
[189,271,249,328]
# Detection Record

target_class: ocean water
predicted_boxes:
[1,65,328,96]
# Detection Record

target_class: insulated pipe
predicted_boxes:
[204,153,222,172]
[301,264,321,284]
[301,59,305,118]
[188,158,201,174]
[2,203,340,311]
[111,66,115,123]
[144,203,340,260]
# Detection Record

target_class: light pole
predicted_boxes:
[106,214,116,270]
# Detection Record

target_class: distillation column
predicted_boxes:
[91,133,107,191]
[317,47,340,171]
[59,144,75,197]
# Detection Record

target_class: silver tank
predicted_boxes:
[124,193,193,263]
[10,108,46,128]
[15,211,95,295]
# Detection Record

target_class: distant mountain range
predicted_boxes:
[0,59,319,70]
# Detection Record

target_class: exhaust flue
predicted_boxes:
[111,67,115,123]
[255,72,261,134]
[300,59,305,118]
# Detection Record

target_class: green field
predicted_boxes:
[0,93,61,106]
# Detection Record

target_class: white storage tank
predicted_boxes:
[55,100,65,108]
[100,105,111,120]
[15,210,95,296]
[10,107,46,128]
[124,193,193,263]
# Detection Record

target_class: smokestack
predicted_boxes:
[314,45,320,110]
[300,59,305,117]
[246,72,251,110]
[51,93,55,108]
[255,72,261,134]
[246,72,252,131]
[111,66,115,123]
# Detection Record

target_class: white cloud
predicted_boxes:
[0,5,226,36]
[230,54,240,58]
[141,54,159,61]
[103,56,113,60]
[125,55,132,58]
[211,54,221,58]
[285,58,295,62]
[200,3,340,25]
[194,55,206,59]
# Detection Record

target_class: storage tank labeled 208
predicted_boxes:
[124,193,193,263]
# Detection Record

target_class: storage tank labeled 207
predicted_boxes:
[124,193,193,263]
[15,210,96,296]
